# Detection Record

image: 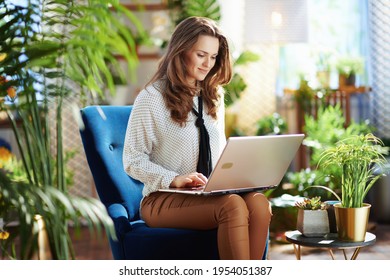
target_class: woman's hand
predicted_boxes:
[170,172,208,188]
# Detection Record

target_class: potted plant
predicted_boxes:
[317,133,389,241]
[0,0,144,259]
[295,196,330,237]
[314,50,334,88]
[335,55,364,87]
[103,62,131,105]
[294,76,316,113]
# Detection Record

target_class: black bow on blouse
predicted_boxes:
[192,96,212,177]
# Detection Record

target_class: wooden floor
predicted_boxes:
[70,227,113,260]
[71,222,390,260]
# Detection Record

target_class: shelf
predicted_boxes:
[120,3,168,11]
[0,118,21,129]
[114,53,160,60]
[284,86,371,96]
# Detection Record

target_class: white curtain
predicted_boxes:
[368,0,390,141]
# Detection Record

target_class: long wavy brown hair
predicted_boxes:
[147,16,233,126]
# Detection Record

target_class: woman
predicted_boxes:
[123,16,272,260]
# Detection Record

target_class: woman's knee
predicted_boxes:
[243,192,272,217]
[217,194,249,224]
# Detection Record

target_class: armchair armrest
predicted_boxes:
[107,203,133,235]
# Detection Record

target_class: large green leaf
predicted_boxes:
[184,0,221,21]
[223,73,246,107]
[169,0,221,25]
[234,51,261,66]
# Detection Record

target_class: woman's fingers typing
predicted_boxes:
[171,172,208,188]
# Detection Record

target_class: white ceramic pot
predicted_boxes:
[297,209,330,237]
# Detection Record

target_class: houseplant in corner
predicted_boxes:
[295,196,330,237]
[335,55,364,87]
[0,0,144,259]
[318,133,389,241]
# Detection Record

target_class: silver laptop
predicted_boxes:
[158,134,304,195]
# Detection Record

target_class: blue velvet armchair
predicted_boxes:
[79,105,268,260]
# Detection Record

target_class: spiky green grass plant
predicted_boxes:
[318,134,389,208]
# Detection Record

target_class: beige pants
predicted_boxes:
[141,191,272,260]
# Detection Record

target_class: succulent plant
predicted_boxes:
[295,196,329,210]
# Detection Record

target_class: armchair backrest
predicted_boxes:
[80,105,143,221]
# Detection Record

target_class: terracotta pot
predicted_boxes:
[338,74,356,87]
[334,203,371,242]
